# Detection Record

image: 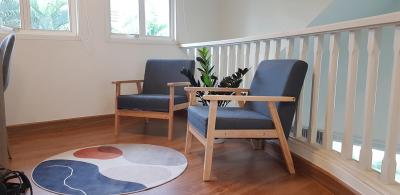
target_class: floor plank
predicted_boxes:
[8,114,333,195]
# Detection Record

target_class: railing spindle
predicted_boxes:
[381,25,400,184]
[286,38,294,59]
[211,46,220,78]
[186,48,191,57]
[323,33,340,149]
[264,40,271,60]
[193,48,200,80]
[218,46,227,80]
[258,41,267,63]
[234,44,240,72]
[295,37,309,139]
[342,31,360,160]
[359,28,381,170]
[273,39,281,59]
[226,45,234,76]
[249,42,260,78]
[308,35,323,144]
[243,43,251,88]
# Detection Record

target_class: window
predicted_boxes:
[0,0,21,28]
[110,0,139,35]
[0,0,77,36]
[109,0,174,41]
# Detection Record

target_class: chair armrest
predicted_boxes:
[167,82,191,87]
[112,80,144,95]
[112,80,144,85]
[203,95,295,102]
[184,87,250,93]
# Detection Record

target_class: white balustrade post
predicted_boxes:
[249,42,260,79]
[273,39,281,59]
[234,44,240,72]
[226,45,235,77]
[186,48,191,57]
[286,38,294,59]
[342,31,360,160]
[323,33,340,149]
[218,46,227,80]
[211,46,220,79]
[295,37,309,139]
[264,40,271,60]
[359,28,381,170]
[243,43,251,88]
[308,35,323,144]
[381,25,400,183]
[258,41,267,63]
[193,48,200,81]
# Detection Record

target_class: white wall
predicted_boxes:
[4,0,220,125]
[215,0,333,40]
[177,0,220,42]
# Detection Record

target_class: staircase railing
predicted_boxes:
[180,12,400,194]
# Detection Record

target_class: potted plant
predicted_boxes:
[181,47,249,107]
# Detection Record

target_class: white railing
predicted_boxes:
[180,12,400,194]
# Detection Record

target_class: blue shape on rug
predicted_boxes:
[32,160,147,195]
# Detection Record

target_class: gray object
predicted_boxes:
[0,33,16,167]
[0,33,15,91]
[117,59,195,111]
[188,60,308,138]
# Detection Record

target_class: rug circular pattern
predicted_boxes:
[32,144,187,195]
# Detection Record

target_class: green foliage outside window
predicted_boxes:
[30,0,70,31]
[0,0,70,30]
[0,0,20,28]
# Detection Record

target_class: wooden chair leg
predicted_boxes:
[114,113,120,136]
[203,136,215,181]
[268,102,295,174]
[168,113,174,141]
[277,134,295,174]
[185,125,193,154]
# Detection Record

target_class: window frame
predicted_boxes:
[107,0,176,44]
[1,0,78,39]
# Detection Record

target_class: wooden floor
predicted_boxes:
[8,113,333,195]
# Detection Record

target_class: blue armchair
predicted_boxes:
[184,60,308,181]
[113,59,195,140]
[0,32,15,164]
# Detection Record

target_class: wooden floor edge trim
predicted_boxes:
[264,142,359,195]
[7,114,114,131]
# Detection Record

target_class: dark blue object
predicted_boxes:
[118,94,188,112]
[188,60,308,138]
[0,33,15,91]
[32,160,146,195]
[117,59,195,112]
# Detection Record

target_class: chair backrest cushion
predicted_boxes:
[0,33,15,91]
[245,60,308,138]
[142,59,195,95]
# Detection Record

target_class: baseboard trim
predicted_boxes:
[287,138,400,195]
[7,111,188,131]
[7,114,114,131]
[264,141,358,194]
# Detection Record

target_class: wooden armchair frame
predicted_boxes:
[184,87,295,181]
[113,80,191,140]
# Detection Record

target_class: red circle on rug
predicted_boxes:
[73,146,123,160]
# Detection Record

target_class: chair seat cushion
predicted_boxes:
[188,106,274,137]
[118,94,188,112]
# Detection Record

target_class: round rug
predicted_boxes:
[32,144,187,195]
